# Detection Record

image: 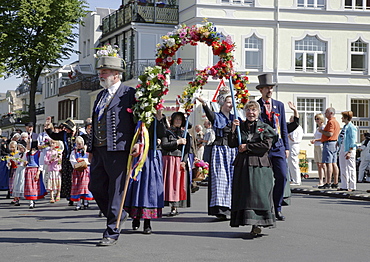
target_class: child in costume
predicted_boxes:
[69,136,93,210]
[44,140,63,203]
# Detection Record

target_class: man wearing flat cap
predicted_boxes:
[256,73,289,221]
[88,48,140,247]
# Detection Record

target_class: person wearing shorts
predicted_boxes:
[319,107,340,189]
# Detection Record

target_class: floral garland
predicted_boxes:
[155,19,250,113]
[130,66,171,125]
[130,19,249,124]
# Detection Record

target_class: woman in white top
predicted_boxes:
[358,132,370,183]
[310,113,326,186]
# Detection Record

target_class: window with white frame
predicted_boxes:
[351,39,368,72]
[295,36,326,72]
[344,0,370,10]
[351,98,369,139]
[221,0,254,6]
[297,97,325,134]
[297,0,325,8]
[245,35,262,70]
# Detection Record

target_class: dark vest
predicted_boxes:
[93,109,107,147]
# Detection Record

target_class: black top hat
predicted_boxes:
[25,122,34,127]
[256,73,276,89]
[61,119,76,131]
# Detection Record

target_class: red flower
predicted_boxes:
[177,58,183,65]
[126,108,133,113]
[258,128,264,132]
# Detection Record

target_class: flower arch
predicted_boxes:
[128,20,250,179]
[132,19,250,126]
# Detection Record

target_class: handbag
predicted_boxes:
[74,160,88,172]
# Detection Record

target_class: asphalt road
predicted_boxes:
[0,185,369,262]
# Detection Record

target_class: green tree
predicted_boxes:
[0,0,88,124]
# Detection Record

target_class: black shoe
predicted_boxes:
[191,186,200,193]
[331,183,338,189]
[275,212,285,221]
[14,201,20,206]
[132,219,140,230]
[168,209,179,216]
[96,237,117,247]
[318,183,331,189]
[143,219,152,234]
[215,214,228,221]
[68,201,74,206]
[250,225,262,236]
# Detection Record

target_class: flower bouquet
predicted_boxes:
[192,159,209,181]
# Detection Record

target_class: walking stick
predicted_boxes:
[115,123,143,230]
[115,164,133,230]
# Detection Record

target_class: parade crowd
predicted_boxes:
[0,63,364,246]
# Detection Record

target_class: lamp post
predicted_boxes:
[64,95,79,120]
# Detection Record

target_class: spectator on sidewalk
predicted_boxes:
[337,111,357,191]
[202,120,215,165]
[357,132,370,183]
[287,102,303,185]
[318,107,340,189]
[194,124,204,160]
[310,113,326,186]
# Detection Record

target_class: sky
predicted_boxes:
[0,0,121,94]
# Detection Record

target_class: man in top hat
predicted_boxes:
[256,73,289,221]
[87,50,140,246]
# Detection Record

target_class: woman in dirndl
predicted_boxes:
[197,91,238,220]
[161,112,191,217]
[228,100,277,237]
[124,110,167,234]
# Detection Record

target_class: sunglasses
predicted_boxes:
[315,118,321,120]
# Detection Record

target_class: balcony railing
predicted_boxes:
[102,2,179,36]
[59,77,101,95]
[125,59,195,81]
[35,107,45,115]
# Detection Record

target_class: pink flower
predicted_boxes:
[163,88,169,95]
[157,74,165,80]
[167,57,173,62]
[136,84,141,88]
[126,108,133,113]
[155,103,164,110]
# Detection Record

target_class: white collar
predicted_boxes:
[106,81,121,95]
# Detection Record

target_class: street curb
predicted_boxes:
[291,186,370,201]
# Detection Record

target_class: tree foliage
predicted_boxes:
[0,0,88,124]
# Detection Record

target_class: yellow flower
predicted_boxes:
[183,91,188,96]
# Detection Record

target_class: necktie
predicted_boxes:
[265,101,272,121]
[95,89,112,121]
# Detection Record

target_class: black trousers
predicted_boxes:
[89,146,129,240]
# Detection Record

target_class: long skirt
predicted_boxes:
[70,168,94,201]
[124,149,163,219]
[24,167,47,200]
[163,155,187,207]
[0,160,9,190]
[208,145,237,216]
[8,168,15,194]
[61,156,73,199]
[47,170,62,192]
[12,166,25,198]
[230,166,276,228]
